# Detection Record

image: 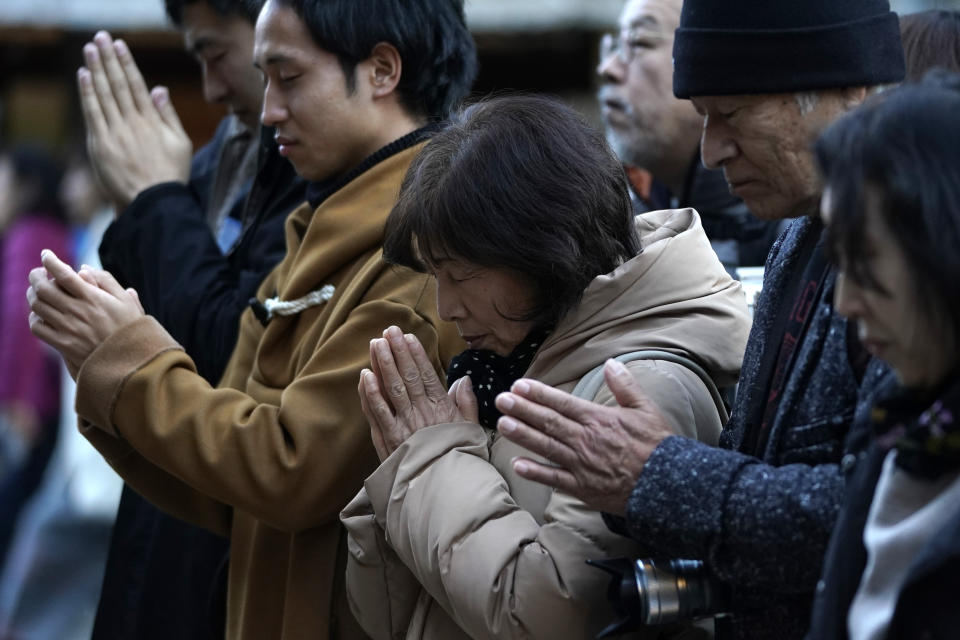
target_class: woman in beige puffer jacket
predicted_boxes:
[341,96,751,640]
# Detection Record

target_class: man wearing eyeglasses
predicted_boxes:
[598,0,779,271]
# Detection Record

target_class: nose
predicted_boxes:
[201,66,229,104]
[435,277,465,323]
[597,49,626,84]
[833,271,864,320]
[260,80,287,127]
[700,114,738,170]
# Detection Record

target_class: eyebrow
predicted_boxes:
[628,15,661,30]
[188,36,218,56]
[253,53,296,70]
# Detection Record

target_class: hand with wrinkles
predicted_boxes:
[494,358,674,516]
[26,250,145,379]
[359,325,478,462]
[78,30,192,211]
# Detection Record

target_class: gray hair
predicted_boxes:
[795,85,890,116]
[795,91,819,115]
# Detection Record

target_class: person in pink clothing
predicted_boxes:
[0,145,72,557]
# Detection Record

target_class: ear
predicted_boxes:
[365,42,403,100]
[841,86,869,110]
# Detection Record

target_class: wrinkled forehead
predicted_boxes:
[619,0,682,34]
[689,92,793,115]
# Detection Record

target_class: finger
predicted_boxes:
[359,368,398,431]
[403,333,448,399]
[94,31,137,116]
[497,414,579,468]
[83,40,121,125]
[127,288,144,314]
[372,337,412,415]
[77,67,108,138]
[30,271,79,316]
[447,376,461,400]
[28,311,67,351]
[27,266,49,289]
[77,269,97,286]
[40,250,94,300]
[26,294,69,331]
[511,456,581,496]
[495,389,585,446]
[383,327,430,405]
[455,376,479,423]
[359,372,390,460]
[150,86,187,135]
[78,265,128,300]
[357,370,379,427]
[602,359,653,410]
[112,38,153,113]
[369,338,385,388]
[507,378,607,424]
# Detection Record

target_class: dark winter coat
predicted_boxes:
[609,216,887,640]
[92,118,306,640]
[806,367,960,640]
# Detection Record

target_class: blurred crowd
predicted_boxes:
[1,2,960,640]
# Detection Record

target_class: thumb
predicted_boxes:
[603,359,651,410]
[455,376,479,423]
[151,86,187,135]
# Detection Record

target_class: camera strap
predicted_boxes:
[572,350,729,424]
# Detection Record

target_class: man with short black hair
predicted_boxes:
[29,1,476,638]
[496,1,905,638]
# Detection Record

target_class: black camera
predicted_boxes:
[587,557,728,638]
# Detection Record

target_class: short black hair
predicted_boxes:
[384,94,640,327]
[165,0,263,27]
[816,70,960,346]
[272,0,477,121]
[900,10,960,82]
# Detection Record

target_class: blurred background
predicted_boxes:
[2,0,957,151]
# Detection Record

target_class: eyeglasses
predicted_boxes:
[600,29,669,65]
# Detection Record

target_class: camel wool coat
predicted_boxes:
[72,142,464,640]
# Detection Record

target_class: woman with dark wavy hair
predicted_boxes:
[341,95,751,639]
[808,71,960,639]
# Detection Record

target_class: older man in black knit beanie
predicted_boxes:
[494,1,905,639]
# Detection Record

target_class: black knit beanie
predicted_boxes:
[673,0,906,98]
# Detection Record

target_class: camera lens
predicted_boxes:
[588,557,728,636]
[634,559,724,624]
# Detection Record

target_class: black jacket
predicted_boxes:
[92,119,306,640]
[807,370,960,640]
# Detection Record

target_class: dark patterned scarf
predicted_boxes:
[873,375,960,479]
[446,327,552,430]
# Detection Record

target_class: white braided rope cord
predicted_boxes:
[262,284,335,320]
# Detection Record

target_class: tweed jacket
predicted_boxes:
[617,216,886,639]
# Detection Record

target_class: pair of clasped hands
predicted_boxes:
[27,251,144,380]
[360,326,674,516]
